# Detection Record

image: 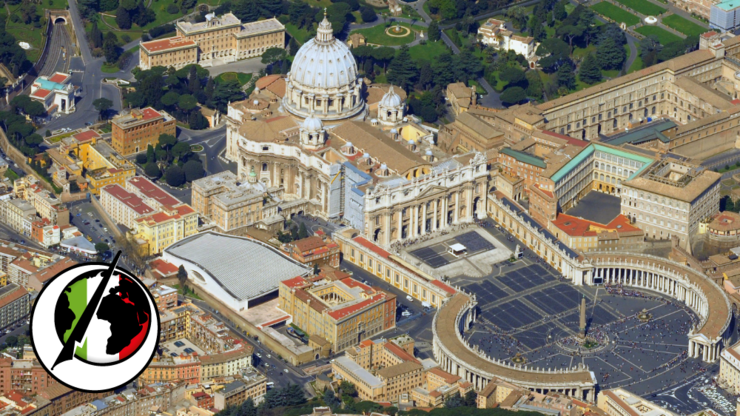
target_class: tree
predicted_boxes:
[298,222,308,239]
[553,0,567,20]
[177,265,188,286]
[183,160,204,182]
[556,61,575,89]
[596,37,625,70]
[455,48,483,81]
[323,389,341,410]
[428,20,441,42]
[387,46,418,92]
[95,242,110,254]
[188,112,209,130]
[166,165,186,187]
[639,35,662,68]
[464,390,477,407]
[444,393,465,408]
[136,153,147,164]
[103,32,120,63]
[90,21,103,48]
[360,6,377,22]
[158,134,177,150]
[5,336,17,347]
[161,91,180,107]
[525,70,543,100]
[501,86,526,105]
[578,53,602,85]
[178,94,198,112]
[340,381,357,397]
[115,6,131,29]
[499,67,526,87]
[536,38,570,72]
[93,98,113,120]
[145,162,161,179]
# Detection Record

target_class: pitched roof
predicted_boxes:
[500,148,546,169]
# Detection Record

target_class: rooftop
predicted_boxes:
[164,232,311,301]
[127,177,181,207]
[141,36,197,53]
[102,184,156,216]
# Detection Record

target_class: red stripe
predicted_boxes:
[120,315,148,359]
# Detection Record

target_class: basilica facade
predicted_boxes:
[224,14,488,246]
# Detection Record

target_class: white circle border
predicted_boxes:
[31,263,160,392]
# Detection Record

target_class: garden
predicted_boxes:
[612,0,666,16]
[215,72,253,86]
[350,22,420,46]
[661,14,709,36]
[635,25,682,44]
[590,2,640,26]
[134,133,205,188]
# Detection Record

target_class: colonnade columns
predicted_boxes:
[433,200,438,231]
[385,211,392,246]
[422,204,427,234]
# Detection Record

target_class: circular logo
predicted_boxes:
[31,254,160,392]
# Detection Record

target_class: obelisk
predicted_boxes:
[579,295,586,339]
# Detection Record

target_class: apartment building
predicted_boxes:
[111,108,176,156]
[719,339,740,393]
[139,13,285,70]
[4,200,35,236]
[0,284,28,330]
[153,285,178,311]
[30,384,111,416]
[213,370,267,410]
[0,357,56,395]
[200,348,253,381]
[137,354,201,385]
[100,184,156,229]
[132,204,198,256]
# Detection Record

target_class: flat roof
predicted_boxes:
[716,0,740,11]
[164,232,310,301]
[334,355,383,388]
[500,148,546,169]
[449,243,466,251]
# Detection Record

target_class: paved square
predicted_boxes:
[565,192,622,224]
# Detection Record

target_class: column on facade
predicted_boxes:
[422,203,427,234]
[454,192,460,223]
[398,210,403,240]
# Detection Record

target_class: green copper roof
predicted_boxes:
[550,143,654,183]
[500,147,547,169]
[716,0,740,12]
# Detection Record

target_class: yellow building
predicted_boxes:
[0,270,8,286]
[139,13,285,70]
[279,274,396,353]
[719,340,740,394]
[132,204,198,256]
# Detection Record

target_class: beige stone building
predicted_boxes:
[598,389,678,416]
[446,82,477,115]
[200,348,253,381]
[100,184,156,230]
[139,13,285,70]
[719,339,740,393]
[3,199,35,237]
[191,171,276,235]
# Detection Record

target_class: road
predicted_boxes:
[38,0,123,136]
[184,296,313,392]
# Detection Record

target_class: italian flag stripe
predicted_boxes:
[63,279,88,360]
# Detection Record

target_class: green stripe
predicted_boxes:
[63,279,88,360]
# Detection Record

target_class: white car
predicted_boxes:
[256,353,262,358]
[283,369,289,373]
[406,295,413,302]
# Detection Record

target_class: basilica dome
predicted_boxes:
[283,12,365,121]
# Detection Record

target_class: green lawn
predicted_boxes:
[661,14,708,36]
[590,2,640,26]
[573,45,596,59]
[172,284,202,300]
[4,169,18,182]
[613,0,666,15]
[101,62,120,73]
[352,22,418,46]
[4,4,48,63]
[215,72,252,86]
[468,80,486,94]
[408,40,449,61]
[635,25,682,44]
[628,54,644,73]
[285,22,313,44]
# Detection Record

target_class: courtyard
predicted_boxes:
[565,191,622,224]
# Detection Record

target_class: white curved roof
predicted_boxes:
[380,86,403,108]
[303,114,323,131]
[164,232,311,301]
[289,17,358,90]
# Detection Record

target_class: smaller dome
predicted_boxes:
[380,86,403,108]
[426,150,433,156]
[407,139,415,144]
[253,100,259,105]
[390,128,398,134]
[363,152,371,159]
[303,113,323,132]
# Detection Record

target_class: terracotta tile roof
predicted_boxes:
[127,177,180,207]
[282,276,308,289]
[430,280,455,295]
[33,258,76,284]
[72,129,100,142]
[327,293,385,320]
[149,258,178,276]
[293,236,327,253]
[141,108,163,120]
[49,73,68,83]
[540,130,589,147]
[384,341,419,364]
[427,367,460,384]
[102,184,156,216]
[31,88,51,99]
[340,277,371,291]
[353,236,390,259]
[141,36,196,53]
[551,214,640,237]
